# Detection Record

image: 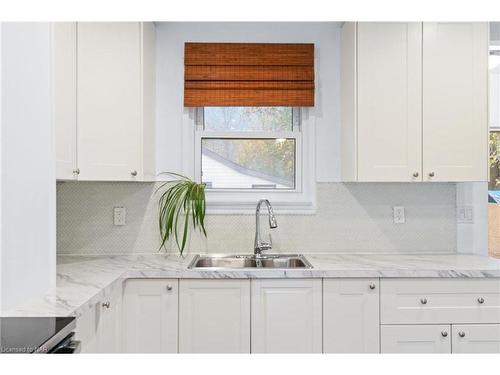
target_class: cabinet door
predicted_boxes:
[381,325,451,353]
[123,279,178,353]
[251,279,322,353]
[77,22,142,181]
[75,303,99,353]
[97,285,123,353]
[423,22,488,182]
[323,278,379,353]
[179,279,250,353]
[357,22,422,182]
[54,22,77,180]
[452,324,500,353]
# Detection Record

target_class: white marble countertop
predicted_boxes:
[5,253,500,318]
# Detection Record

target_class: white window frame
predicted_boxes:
[182,107,316,214]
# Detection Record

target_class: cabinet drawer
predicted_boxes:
[381,278,500,324]
[381,325,451,353]
[452,324,500,353]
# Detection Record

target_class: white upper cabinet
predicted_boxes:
[341,22,488,182]
[54,22,156,181]
[251,279,322,353]
[357,23,422,182]
[423,22,488,182]
[54,22,77,180]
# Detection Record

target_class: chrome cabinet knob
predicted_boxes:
[478,297,485,304]
[413,172,419,178]
[420,298,428,305]
[131,170,138,177]
[459,331,466,338]
[102,301,110,309]
[369,283,376,290]
[73,168,80,175]
[428,172,435,178]
[166,285,173,291]
[441,330,448,337]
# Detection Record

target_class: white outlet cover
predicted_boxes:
[114,207,126,226]
[393,206,405,224]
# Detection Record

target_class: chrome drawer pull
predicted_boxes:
[477,297,485,304]
[459,331,466,338]
[441,331,448,337]
[420,298,428,305]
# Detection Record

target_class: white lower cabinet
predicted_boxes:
[323,278,379,353]
[75,284,123,353]
[380,278,500,353]
[381,325,452,353]
[179,279,250,353]
[381,278,500,325]
[75,276,500,354]
[74,303,99,353]
[123,279,178,353]
[251,279,322,353]
[98,286,123,353]
[452,324,500,353]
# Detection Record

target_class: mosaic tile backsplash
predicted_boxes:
[57,182,456,255]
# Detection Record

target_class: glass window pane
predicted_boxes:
[201,138,295,189]
[203,107,293,132]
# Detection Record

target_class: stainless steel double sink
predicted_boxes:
[188,254,313,269]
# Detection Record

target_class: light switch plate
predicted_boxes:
[457,205,474,224]
[393,206,405,224]
[114,207,126,226]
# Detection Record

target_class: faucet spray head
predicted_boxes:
[268,206,278,229]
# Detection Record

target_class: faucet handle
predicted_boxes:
[257,235,273,252]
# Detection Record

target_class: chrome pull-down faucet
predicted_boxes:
[254,199,278,256]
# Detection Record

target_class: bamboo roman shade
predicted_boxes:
[184,42,315,107]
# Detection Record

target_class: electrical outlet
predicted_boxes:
[457,205,474,224]
[114,207,126,226]
[393,206,405,224]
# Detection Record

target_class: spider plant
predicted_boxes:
[157,173,207,255]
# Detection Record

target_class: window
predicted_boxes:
[489,23,500,258]
[196,107,300,190]
[192,106,315,213]
[490,39,500,191]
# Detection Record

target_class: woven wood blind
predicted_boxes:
[184,42,315,107]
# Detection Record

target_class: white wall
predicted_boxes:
[156,22,341,182]
[456,182,488,255]
[0,23,56,312]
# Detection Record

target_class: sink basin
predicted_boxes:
[187,254,313,269]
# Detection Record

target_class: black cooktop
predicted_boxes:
[0,317,75,353]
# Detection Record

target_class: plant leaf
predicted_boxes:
[156,175,207,254]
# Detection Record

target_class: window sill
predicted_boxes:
[204,190,317,215]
